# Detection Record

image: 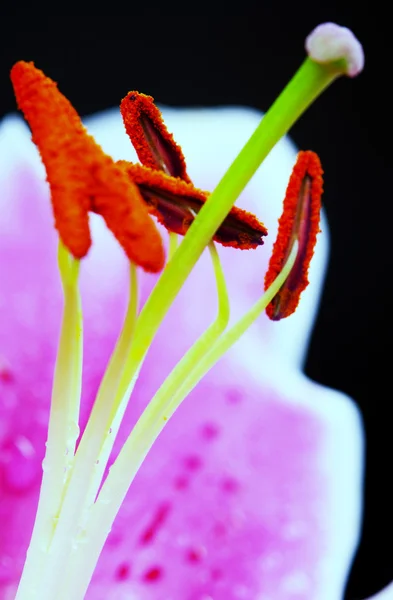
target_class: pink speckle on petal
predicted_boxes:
[221,477,240,494]
[225,389,243,404]
[200,422,220,441]
[115,562,131,581]
[139,502,171,545]
[173,475,189,490]
[211,568,223,581]
[142,566,164,583]
[0,357,13,383]
[183,455,203,471]
[186,546,206,563]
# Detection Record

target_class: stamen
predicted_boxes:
[118,160,267,249]
[81,263,139,515]
[120,92,266,251]
[169,241,298,405]
[120,91,191,181]
[15,242,83,599]
[10,61,165,273]
[124,32,355,368]
[33,263,142,600]
[54,241,231,599]
[264,151,323,320]
[59,242,298,600]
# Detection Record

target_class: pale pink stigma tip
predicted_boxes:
[305,22,364,77]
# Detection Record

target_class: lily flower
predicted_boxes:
[0,23,367,600]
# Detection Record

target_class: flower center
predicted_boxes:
[10,22,364,600]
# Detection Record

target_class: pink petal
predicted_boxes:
[0,109,363,600]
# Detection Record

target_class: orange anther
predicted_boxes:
[264,151,323,320]
[10,62,165,273]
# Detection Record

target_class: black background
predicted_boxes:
[0,10,390,599]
